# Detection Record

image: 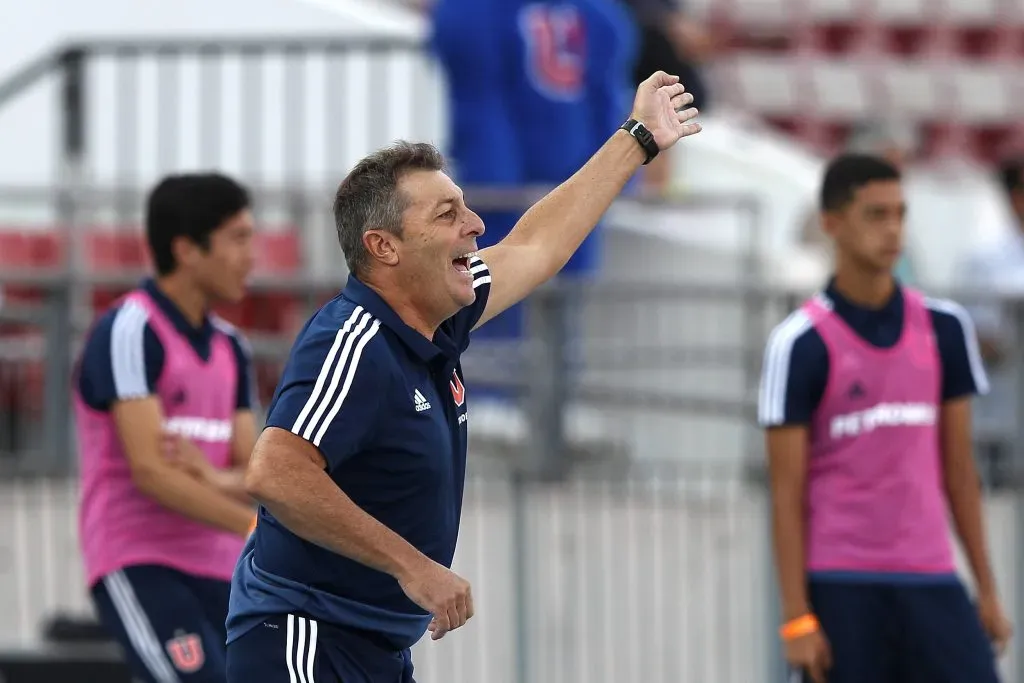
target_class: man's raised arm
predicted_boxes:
[474,71,701,329]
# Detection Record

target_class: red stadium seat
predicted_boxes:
[255,231,301,274]
[700,0,1024,162]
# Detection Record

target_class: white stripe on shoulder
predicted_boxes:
[211,313,259,408]
[291,307,382,446]
[925,296,990,395]
[758,308,814,426]
[313,317,381,447]
[110,299,152,400]
[469,255,491,288]
[812,291,833,311]
[211,313,254,357]
[291,307,365,437]
[210,313,240,338]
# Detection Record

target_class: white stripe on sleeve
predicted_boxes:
[110,300,152,400]
[291,308,381,446]
[313,318,381,447]
[469,255,491,288]
[757,310,813,426]
[925,297,991,395]
[290,307,365,437]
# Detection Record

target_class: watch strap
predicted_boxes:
[620,118,659,165]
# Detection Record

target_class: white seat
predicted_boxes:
[810,59,869,117]
[881,61,941,120]
[731,56,801,115]
[943,0,1002,24]
[950,63,1015,123]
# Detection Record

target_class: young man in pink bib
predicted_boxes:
[759,154,1013,683]
[74,173,260,682]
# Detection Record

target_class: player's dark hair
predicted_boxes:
[820,154,901,212]
[333,141,447,277]
[997,157,1024,195]
[145,173,251,276]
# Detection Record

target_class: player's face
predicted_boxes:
[826,180,906,274]
[193,209,256,303]
[393,170,485,311]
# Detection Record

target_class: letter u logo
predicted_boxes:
[165,632,205,673]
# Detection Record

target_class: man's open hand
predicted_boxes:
[630,71,701,151]
[398,558,474,640]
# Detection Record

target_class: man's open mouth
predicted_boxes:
[452,252,474,273]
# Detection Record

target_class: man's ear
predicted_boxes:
[819,210,841,239]
[363,230,400,267]
[171,235,201,269]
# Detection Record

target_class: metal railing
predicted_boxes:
[5,264,1024,682]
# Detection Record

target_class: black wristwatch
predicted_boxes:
[620,118,659,165]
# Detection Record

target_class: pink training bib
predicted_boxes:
[803,288,954,575]
[76,290,244,587]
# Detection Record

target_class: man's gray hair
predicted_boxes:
[333,141,447,276]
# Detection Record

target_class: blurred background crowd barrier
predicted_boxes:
[0,0,1023,680]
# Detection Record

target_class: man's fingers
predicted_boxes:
[465,588,475,621]
[160,433,178,455]
[456,592,472,626]
[658,82,686,100]
[678,121,702,138]
[677,108,699,124]
[645,70,679,89]
[427,617,445,638]
[432,611,451,639]
[446,604,461,631]
[669,91,694,111]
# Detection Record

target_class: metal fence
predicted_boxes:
[4,262,1024,683]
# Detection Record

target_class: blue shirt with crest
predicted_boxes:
[226,259,492,650]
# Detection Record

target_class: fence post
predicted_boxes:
[1011,299,1024,683]
[510,471,531,683]
[524,286,569,480]
[53,46,88,473]
[42,283,73,473]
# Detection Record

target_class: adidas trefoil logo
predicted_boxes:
[414,389,431,412]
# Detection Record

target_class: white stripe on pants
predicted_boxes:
[285,614,318,683]
[103,570,181,683]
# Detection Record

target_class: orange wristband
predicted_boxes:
[246,515,258,537]
[779,614,819,641]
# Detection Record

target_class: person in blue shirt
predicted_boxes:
[75,173,260,683]
[429,0,639,350]
[758,155,1011,683]
[225,72,700,683]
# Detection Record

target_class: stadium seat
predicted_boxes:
[699,0,1024,162]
